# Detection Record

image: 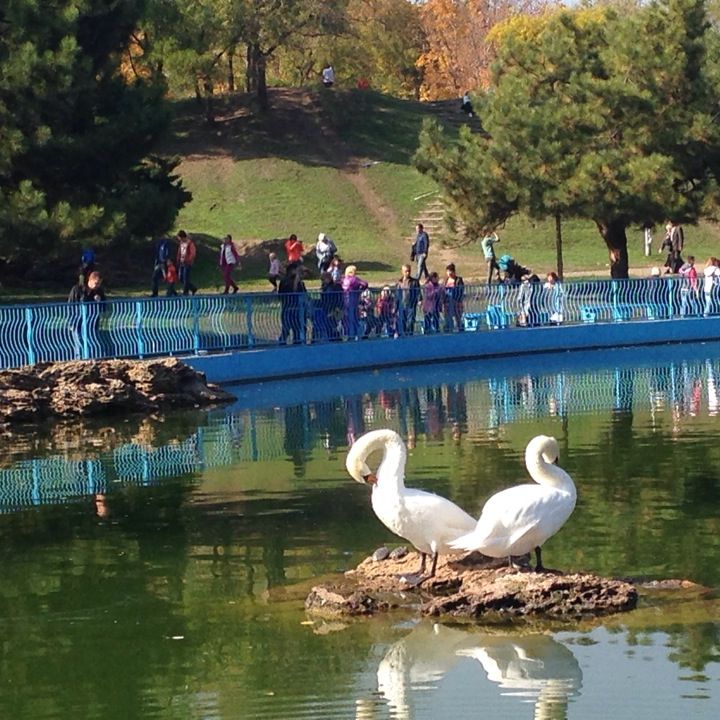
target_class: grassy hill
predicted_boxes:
[168,87,720,291]
[5,86,720,301]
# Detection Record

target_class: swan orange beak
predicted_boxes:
[363,473,378,485]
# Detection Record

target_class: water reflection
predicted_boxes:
[8,350,720,511]
[374,623,581,720]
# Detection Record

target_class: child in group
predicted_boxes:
[359,288,376,338]
[376,285,397,337]
[165,259,178,296]
[329,256,343,284]
[268,252,281,290]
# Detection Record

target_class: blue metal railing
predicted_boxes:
[0,276,710,370]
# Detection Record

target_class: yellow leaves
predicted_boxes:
[417,0,557,100]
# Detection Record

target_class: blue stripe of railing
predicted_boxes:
[0,277,709,370]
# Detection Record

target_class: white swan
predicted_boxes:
[450,435,576,570]
[346,429,476,580]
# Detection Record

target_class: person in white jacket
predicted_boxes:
[702,257,720,316]
[315,232,337,272]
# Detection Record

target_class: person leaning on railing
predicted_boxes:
[395,263,420,336]
[678,256,699,317]
[703,257,720,316]
[543,272,564,324]
[442,263,465,332]
[278,262,307,345]
[68,270,107,358]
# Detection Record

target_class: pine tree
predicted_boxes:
[0,0,189,263]
[415,0,720,278]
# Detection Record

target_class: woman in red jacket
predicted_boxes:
[284,234,304,264]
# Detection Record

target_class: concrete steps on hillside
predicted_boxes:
[412,198,467,246]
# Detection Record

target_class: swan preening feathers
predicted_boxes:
[346,430,576,576]
[345,428,477,579]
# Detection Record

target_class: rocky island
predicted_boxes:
[0,357,235,427]
[306,548,639,620]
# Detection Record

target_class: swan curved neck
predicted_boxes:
[526,455,574,494]
[363,430,406,489]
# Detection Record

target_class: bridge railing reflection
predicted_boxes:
[2,358,719,511]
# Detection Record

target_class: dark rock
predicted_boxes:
[372,546,391,562]
[0,358,235,426]
[306,551,638,620]
[304,586,389,616]
[388,546,409,560]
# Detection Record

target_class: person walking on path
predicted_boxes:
[315,232,337,273]
[176,230,198,295]
[268,252,281,290]
[218,234,241,293]
[481,231,501,284]
[285,233,304,264]
[151,237,173,297]
[411,223,430,280]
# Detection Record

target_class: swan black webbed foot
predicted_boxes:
[507,553,532,571]
[400,551,438,588]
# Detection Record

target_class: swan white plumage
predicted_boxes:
[346,429,476,580]
[450,435,576,570]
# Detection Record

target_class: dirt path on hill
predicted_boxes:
[291,90,403,242]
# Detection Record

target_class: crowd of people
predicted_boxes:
[66,217,704,350]
[270,223,570,344]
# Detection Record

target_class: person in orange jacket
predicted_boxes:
[284,233,304,264]
[176,230,197,295]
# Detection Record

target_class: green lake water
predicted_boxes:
[1,344,720,719]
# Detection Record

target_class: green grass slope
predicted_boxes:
[6,87,719,302]
[172,88,720,291]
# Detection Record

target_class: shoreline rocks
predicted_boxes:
[305,549,639,620]
[0,358,235,427]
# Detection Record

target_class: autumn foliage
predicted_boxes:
[417,0,551,99]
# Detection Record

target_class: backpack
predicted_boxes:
[157,239,170,263]
[81,248,95,266]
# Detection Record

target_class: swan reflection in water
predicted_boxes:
[364,622,582,720]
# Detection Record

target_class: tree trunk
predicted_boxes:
[203,77,215,124]
[554,212,564,281]
[246,44,256,93]
[596,218,629,279]
[227,49,235,92]
[246,43,268,111]
[256,51,268,112]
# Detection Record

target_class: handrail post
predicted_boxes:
[135,300,145,359]
[80,304,90,360]
[245,295,255,348]
[611,280,617,318]
[300,293,307,344]
[667,277,674,318]
[192,296,201,353]
[24,307,36,366]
